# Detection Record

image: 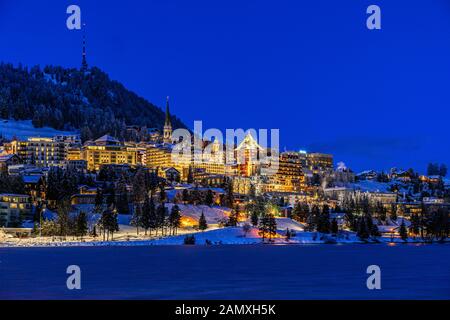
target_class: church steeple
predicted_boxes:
[165,96,172,126]
[81,24,88,72]
[163,96,173,143]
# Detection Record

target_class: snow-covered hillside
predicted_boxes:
[0,119,78,140]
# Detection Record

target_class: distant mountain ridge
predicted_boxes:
[0,63,186,141]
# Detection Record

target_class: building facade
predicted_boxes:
[82,135,137,171]
[0,194,32,227]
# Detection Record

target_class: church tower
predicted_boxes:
[163,96,173,143]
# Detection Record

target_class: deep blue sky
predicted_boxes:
[1,0,449,173]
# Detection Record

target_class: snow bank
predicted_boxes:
[275,218,305,232]
[0,119,77,140]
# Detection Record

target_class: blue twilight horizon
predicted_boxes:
[0,0,449,173]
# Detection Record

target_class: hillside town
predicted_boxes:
[0,99,449,245]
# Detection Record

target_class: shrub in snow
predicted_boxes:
[184,235,196,245]
[242,223,251,237]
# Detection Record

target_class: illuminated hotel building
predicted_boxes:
[234,134,264,177]
[26,137,66,167]
[146,143,193,179]
[268,151,305,193]
[82,135,137,171]
[9,140,28,161]
[66,146,82,160]
[0,194,32,227]
[306,152,333,171]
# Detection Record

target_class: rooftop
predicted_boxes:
[94,135,120,145]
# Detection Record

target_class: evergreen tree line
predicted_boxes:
[38,200,89,240]
[245,196,278,242]
[408,205,449,242]
[131,198,182,237]
[290,203,339,235]
[0,63,185,141]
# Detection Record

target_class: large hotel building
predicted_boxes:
[2,97,332,197]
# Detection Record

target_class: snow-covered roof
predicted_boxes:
[22,175,42,184]
[95,135,119,145]
[235,133,264,151]
[356,170,377,176]
[350,180,393,193]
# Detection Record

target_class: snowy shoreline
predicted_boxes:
[2,234,447,248]
[2,224,448,248]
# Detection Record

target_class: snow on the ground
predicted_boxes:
[166,204,231,225]
[1,225,446,247]
[275,217,305,232]
[350,180,392,193]
[0,119,77,140]
[73,203,231,226]
[146,227,262,245]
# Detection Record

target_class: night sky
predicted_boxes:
[1,0,449,173]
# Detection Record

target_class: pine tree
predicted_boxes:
[225,181,234,208]
[198,212,208,231]
[131,204,142,235]
[169,205,182,235]
[370,223,381,238]
[141,197,152,235]
[159,184,166,203]
[409,212,421,237]
[228,207,239,227]
[258,214,269,243]
[148,197,157,235]
[156,203,166,236]
[205,189,214,206]
[76,211,88,240]
[267,214,277,242]
[100,209,119,241]
[307,205,320,231]
[242,223,251,237]
[376,202,387,222]
[357,217,370,240]
[317,205,331,234]
[247,196,265,227]
[116,176,130,214]
[331,218,339,235]
[92,225,97,238]
[390,204,398,221]
[250,211,259,227]
[291,202,302,222]
[399,220,408,242]
[182,189,190,203]
[56,199,71,239]
[106,185,116,210]
[285,228,292,241]
[132,168,147,204]
[94,187,103,213]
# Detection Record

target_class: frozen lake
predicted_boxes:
[1,244,449,299]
